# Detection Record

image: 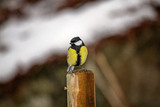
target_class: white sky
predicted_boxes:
[0,0,159,82]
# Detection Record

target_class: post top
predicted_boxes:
[67,69,93,75]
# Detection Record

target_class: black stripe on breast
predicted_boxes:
[76,54,81,66]
[71,45,82,66]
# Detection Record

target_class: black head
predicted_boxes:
[70,36,84,46]
[71,36,81,43]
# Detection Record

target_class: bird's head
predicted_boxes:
[70,36,84,46]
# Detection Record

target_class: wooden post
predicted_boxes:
[66,69,95,107]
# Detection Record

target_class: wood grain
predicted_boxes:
[66,69,95,107]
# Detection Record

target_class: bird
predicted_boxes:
[67,36,88,74]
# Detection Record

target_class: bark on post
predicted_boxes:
[66,69,95,107]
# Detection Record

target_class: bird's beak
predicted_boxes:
[70,42,73,45]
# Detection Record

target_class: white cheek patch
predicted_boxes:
[75,40,82,46]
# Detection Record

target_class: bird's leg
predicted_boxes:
[70,66,75,76]
[67,66,71,73]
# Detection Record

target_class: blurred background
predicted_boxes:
[0,0,160,107]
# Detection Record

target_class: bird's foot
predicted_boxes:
[82,68,87,72]
[71,70,74,77]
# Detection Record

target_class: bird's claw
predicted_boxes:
[82,68,87,72]
[71,70,74,77]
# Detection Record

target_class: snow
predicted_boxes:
[0,0,158,82]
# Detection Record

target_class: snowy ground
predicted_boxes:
[0,0,159,82]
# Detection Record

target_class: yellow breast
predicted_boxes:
[67,48,77,66]
[79,46,88,65]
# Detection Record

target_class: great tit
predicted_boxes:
[67,36,88,74]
